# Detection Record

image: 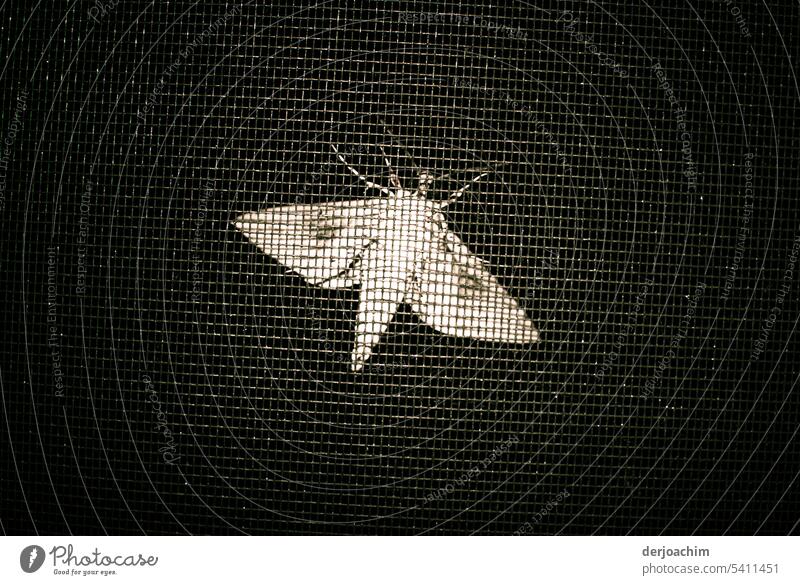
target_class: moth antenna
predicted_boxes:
[439,172,491,208]
[436,163,503,183]
[378,119,424,178]
[330,143,391,195]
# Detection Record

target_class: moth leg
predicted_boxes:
[379,145,402,189]
[440,172,490,208]
[316,266,356,287]
[331,144,391,195]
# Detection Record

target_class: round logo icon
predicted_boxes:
[20,545,46,573]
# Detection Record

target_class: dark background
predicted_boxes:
[1,1,798,534]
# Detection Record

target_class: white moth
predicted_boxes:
[233,144,539,371]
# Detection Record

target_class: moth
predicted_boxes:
[233,143,539,371]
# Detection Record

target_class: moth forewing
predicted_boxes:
[232,198,387,288]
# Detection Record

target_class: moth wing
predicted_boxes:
[409,226,539,343]
[232,198,387,288]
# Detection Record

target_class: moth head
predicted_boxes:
[417,171,435,191]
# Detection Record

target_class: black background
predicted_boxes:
[1,1,798,534]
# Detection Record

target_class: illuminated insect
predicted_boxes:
[233,142,539,371]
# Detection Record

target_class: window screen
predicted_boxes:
[1,1,798,535]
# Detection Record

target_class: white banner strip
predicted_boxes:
[1,536,797,584]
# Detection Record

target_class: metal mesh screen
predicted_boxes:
[1,1,799,534]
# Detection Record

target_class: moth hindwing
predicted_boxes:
[233,144,538,371]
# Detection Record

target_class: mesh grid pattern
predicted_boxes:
[1,1,799,534]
